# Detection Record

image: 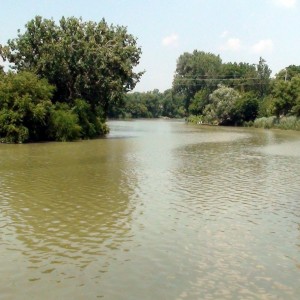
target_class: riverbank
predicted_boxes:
[187,115,300,131]
[252,116,300,130]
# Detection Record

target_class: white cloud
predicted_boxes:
[220,38,242,51]
[162,34,179,47]
[273,0,297,8]
[220,30,229,38]
[251,39,274,53]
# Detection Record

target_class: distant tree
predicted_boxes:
[0,47,4,74]
[271,75,300,117]
[220,62,257,93]
[256,57,272,97]
[161,89,185,118]
[172,50,222,113]
[188,89,210,115]
[257,95,275,118]
[275,65,300,81]
[123,90,163,118]
[125,92,151,118]
[161,89,174,117]
[233,92,259,124]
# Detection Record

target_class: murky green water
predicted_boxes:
[1,120,300,299]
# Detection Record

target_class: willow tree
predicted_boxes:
[1,16,143,117]
[203,85,240,125]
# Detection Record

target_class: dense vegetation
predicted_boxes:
[1,17,300,143]
[0,16,142,142]
[111,51,300,131]
[108,89,185,119]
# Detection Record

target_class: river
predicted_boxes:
[0,120,300,299]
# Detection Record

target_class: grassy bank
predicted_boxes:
[252,116,300,131]
[187,114,300,131]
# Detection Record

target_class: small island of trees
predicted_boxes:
[1,17,300,143]
[0,16,143,142]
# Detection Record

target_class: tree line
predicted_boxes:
[110,51,300,130]
[1,17,300,143]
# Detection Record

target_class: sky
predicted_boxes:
[1,0,300,92]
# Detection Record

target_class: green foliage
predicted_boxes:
[0,71,54,143]
[220,62,257,93]
[109,89,186,119]
[276,116,300,130]
[124,92,153,118]
[253,116,277,129]
[171,50,273,118]
[2,16,143,116]
[49,103,81,142]
[291,97,300,117]
[275,65,300,81]
[186,114,204,124]
[253,116,300,131]
[258,95,275,117]
[188,89,210,115]
[0,16,143,142]
[271,76,300,117]
[48,101,109,142]
[161,89,185,118]
[0,71,109,143]
[233,93,259,124]
[72,99,108,138]
[143,90,162,118]
[173,50,222,112]
[256,57,272,97]
[72,99,96,137]
[203,85,240,125]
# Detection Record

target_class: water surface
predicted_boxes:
[1,120,300,299]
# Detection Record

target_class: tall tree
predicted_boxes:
[172,50,222,113]
[256,57,272,97]
[220,62,257,92]
[1,16,143,116]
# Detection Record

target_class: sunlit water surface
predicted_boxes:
[1,120,300,299]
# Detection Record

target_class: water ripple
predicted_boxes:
[1,121,300,299]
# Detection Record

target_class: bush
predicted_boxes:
[203,85,240,125]
[233,93,259,125]
[186,115,203,124]
[0,72,54,143]
[258,96,274,118]
[0,72,110,142]
[72,99,98,138]
[253,116,278,129]
[253,116,300,131]
[275,116,300,130]
[49,104,82,141]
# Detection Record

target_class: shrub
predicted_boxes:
[0,72,54,143]
[275,116,300,131]
[186,115,203,124]
[253,116,300,131]
[49,104,81,141]
[253,116,278,129]
[203,85,240,125]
